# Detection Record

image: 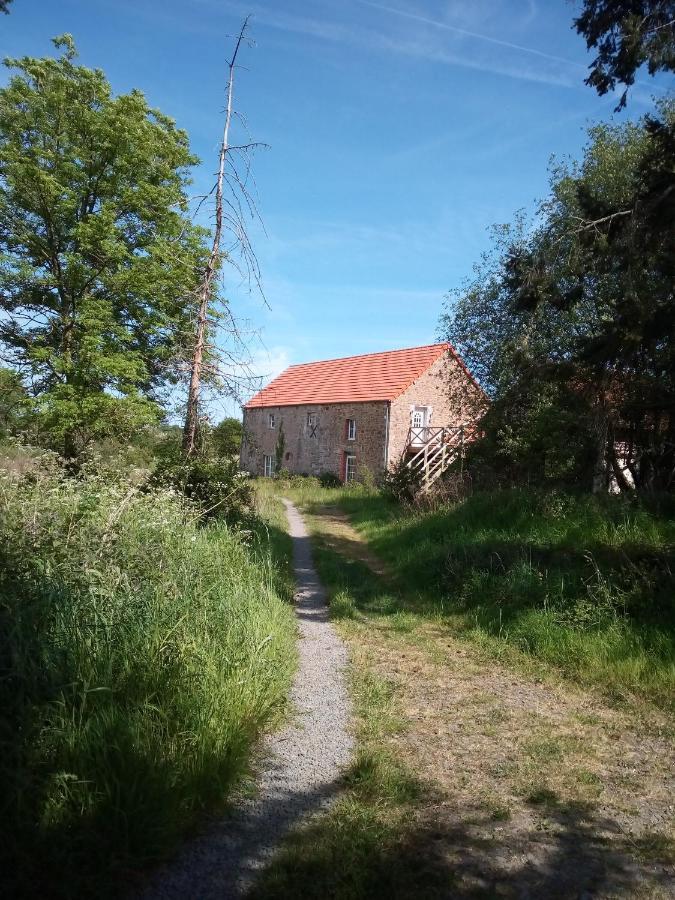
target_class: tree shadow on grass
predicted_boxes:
[249,773,668,900]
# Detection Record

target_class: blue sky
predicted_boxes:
[2,1,671,416]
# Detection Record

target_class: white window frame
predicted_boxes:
[263,454,275,477]
[344,452,356,483]
[347,418,356,441]
[268,412,275,429]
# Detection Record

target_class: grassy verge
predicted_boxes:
[253,487,675,897]
[0,461,296,898]
[271,479,675,711]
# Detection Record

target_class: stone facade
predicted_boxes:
[241,401,389,479]
[387,350,485,465]
[240,349,485,481]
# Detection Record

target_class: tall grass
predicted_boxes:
[279,479,675,710]
[0,458,296,897]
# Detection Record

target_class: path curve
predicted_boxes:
[140,499,353,899]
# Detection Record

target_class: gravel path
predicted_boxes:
[139,499,353,900]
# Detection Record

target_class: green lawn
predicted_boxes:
[266,478,675,711]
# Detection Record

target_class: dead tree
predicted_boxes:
[182,17,257,455]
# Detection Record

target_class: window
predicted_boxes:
[306,412,317,437]
[412,409,424,429]
[344,452,356,483]
[268,413,275,429]
[263,454,275,477]
[346,418,356,441]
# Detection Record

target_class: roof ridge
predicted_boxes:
[284,342,450,370]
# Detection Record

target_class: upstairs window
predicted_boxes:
[346,418,356,441]
[268,413,275,429]
[306,412,317,437]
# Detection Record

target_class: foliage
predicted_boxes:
[0,1,12,14]
[149,448,253,522]
[0,37,209,458]
[380,456,422,503]
[211,416,243,456]
[0,367,30,438]
[574,1,675,108]
[274,420,286,472]
[319,470,343,488]
[442,102,675,493]
[0,460,295,898]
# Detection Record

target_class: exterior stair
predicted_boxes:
[404,425,473,493]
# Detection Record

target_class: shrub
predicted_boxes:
[319,471,342,488]
[149,450,253,522]
[0,462,295,897]
[380,457,421,503]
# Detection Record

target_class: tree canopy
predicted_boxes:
[575,1,675,108]
[211,417,243,457]
[442,100,675,493]
[0,36,209,457]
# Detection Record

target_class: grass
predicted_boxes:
[0,460,296,898]
[271,478,675,711]
[252,479,675,898]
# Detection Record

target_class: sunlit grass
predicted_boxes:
[0,462,296,898]
[264,477,675,710]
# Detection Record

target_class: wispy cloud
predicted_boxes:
[359,0,586,72]
[183,0,585,89]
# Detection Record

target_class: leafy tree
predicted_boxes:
[211,416,243,456]
[442,101,675,493]
[0,368,29,438]
[0,2,13,15]
[574,1,675,108]
[0,36,208,458]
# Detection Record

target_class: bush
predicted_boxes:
[0,461,295,897]
[149,450,253,522]
[380,457,421,503]
[319,471,342,488]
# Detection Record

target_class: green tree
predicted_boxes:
[0,36,208,458]
[442,102,675,492]
[0,368,29,438]
[211,417,243,457]
[574,1,675,108]
[0,2,13,15]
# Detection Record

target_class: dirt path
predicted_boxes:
[305,503,675,898]
[140,500,353,900]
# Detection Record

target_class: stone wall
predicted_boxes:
[387,350,486,465]
[241,400,389,480]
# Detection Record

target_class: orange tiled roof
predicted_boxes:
[245,343,458,408]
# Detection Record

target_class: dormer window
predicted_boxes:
[346,418,356,441]
[268,413,275,428]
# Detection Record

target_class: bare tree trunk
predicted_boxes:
[182,18,250,455]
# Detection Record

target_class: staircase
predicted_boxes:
[404,425,471,493]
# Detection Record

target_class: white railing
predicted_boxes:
[404,425,474,492]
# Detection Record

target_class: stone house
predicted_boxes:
[240,342,484,483]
